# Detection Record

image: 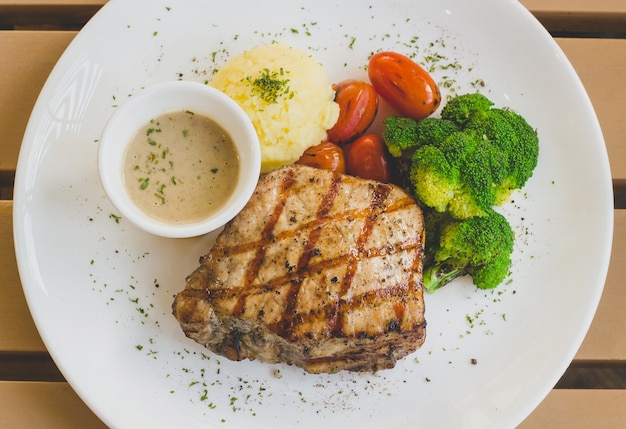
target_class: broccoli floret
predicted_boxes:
[440,93,494,126]
[411,130,501,219]
[414,117,460,148]
[410,144,461,213]
[466,108,539,204]
[497,109,539,188]
[423,210,514,292]
[383,116,420,158]
[450,135,498,213]
[384,116,460,158]
[384,116,462,189]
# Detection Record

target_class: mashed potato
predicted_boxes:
[209,43,339,173]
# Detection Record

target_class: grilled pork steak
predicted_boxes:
[172,164,426,373]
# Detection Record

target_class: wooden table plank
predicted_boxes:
[556,38,626,181]
[0,0,104,30]
[519,389,626,428]
[521,0,626,14]
[1,381,625,429]
[0,0,104,5]
[575,209,626,361]
[0,381,107,429]
[522,0,626,36]
[2,0,626,14]
[1,1,625,35]
[0,201,46,352]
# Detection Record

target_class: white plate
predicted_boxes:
[13,0,613,428]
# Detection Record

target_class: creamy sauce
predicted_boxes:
[123,111,240,224]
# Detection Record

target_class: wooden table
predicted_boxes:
[1,1,624,427]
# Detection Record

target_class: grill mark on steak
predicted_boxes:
[393,232,426,330]
[233,168,297,317]
[277,174,343,337]
[341,183,391,299]
[330,182,391,335]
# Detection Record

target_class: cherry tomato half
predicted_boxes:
[296,141,346,173]
[368,51,441,121]
[327,79,379,145]
[344,134,390,183]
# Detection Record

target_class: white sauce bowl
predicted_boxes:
[98,81,261,238]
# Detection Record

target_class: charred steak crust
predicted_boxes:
[173,164,426,373]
